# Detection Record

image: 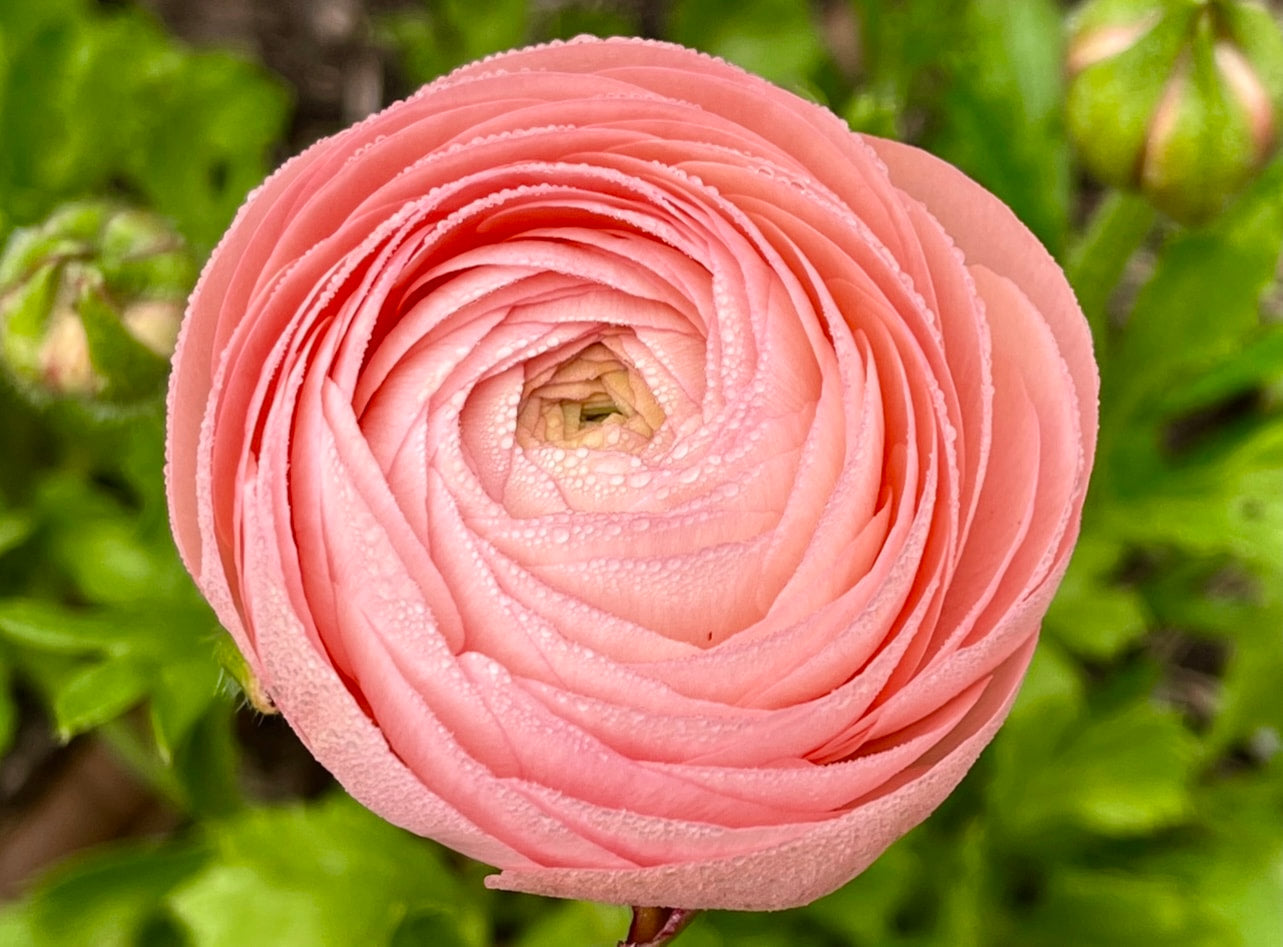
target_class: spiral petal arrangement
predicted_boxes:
[166,37,1097,911]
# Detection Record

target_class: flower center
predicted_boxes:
[516,341,665,452]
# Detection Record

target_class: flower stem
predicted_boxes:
[619,906,700,946]
[1066,190,1158,349]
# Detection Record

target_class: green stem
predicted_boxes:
[1066,190,1158,352]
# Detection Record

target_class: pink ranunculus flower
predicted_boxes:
[166,37,1097,910]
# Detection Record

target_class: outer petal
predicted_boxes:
[487,636,1038,909]
[864,137,1099,463]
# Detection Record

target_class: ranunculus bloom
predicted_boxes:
[166,38,1096,910]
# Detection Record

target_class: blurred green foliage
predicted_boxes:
[0,0,287,255]
[0,0,1281,945]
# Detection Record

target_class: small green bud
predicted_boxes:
[213,631,277,716]
[1067,0,1283,223]
[0,201,195,406]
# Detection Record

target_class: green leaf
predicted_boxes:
[389,911,476,947]
[669,0,827,92]
[842,0,968,139]
[1044,530,1149,660]
[0,648,15,758]
[127,50,290,255]
[0,505,33,556]
[1108,417,1283,573]
[511,900,630,947]
[1025,868,1229,947]
[149,656,222,764]
[35,471,195,607]
[985,643,1088,857]
[1102,160,1283,461]
[52,512,175,606]
[0,0,286,250]
[1206,595,1283,753]
[1214,844,1283,947]
[993,698,1198,840]
[51,657,151,740]
[0,907,36,947]
[1053,704,1199,835]
[169,702,243,818]
[169,794,479,947]
[932,821,996,947]
[0,597,214,663]
[0,598,127,655]
[9,840,207,947]
[375,0,528,87]
[1139,556,1268,639]
[1161,326,1283,417]
[925,0,1070,254]
[0,0,85,42]
[440,0,528,66]
[172,868,337,947]
[1186,774,1283,947]
[1000,639,1085,738]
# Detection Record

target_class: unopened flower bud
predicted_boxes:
[1067,0,1283,223]
[0,201,195,405]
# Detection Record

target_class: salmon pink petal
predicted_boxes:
[166,37,1097,911]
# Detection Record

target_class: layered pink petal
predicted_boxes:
[166,37,1097,911]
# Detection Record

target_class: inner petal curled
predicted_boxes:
[516,338,666,452]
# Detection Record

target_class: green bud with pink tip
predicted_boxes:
[0,201,196,407]
[1067,0,1283,223]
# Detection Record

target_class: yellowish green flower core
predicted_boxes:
[516,341,665,452]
